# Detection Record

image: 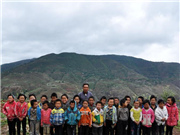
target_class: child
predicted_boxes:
[16,93,28,135]
[28,94,37,110]
[150,95,158,135]
[28,99,41,135]
[166,96,179,135]
[138,96,144,109]
[100,96,107,109]
[3,94,16,135]
[39,95,48,109]
[117,98,129,135]
[89,96,96,112]
[41,101,52,135]
[65,100,81,135]
[114,97,120,135]
[141,99,155,135]
[79,100,92,135]
[73,95,82,110]
[130,100,142,135]
[92,101,104,135]
[103,98,117,135]
[155,99,168,135]
[50,99,64,135]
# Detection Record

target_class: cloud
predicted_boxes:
[2,2,179,64]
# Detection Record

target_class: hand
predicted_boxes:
[104,122,106,127]
[114,123,116,127]
[161,118,165,122]
[136,121,140,125]
[89,125,92,128]
[177,121,179,126]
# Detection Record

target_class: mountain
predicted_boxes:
[1,52,180,103]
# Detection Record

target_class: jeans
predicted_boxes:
[17,118,26,135]
[80,125,89,135]
[104,120,114,135]
[157,124,165,135]
[67,125,76,135]
[30,120,40,135]
[8,118,16,135]
[142,126,151,135]
[92,126,103,135]
[152,121,158,135]
[54,125,63,135]
[166,125,174,135]
[117,120,128,135]
[131,121,140,135]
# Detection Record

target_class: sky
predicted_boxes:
[2,1,179,64]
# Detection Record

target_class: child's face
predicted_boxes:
[41,97,47,103]
[88,98,94,105]
[55,101,61,109]
[134,101,139,108]
[74,97,80,103]
[159,102,164,109]
[101,99,106,105]
[61,96,68,104]
[83,101,88,108]
[126,98,131,105]
[138,98,142,104]
[114,99,119,105]
[96,103,102,110]
[8,96,14,103]
[108,99,114,107]
[167,98,172,105]
[19,96,25,103]
[43,104,49,110]
[51,96,57,102]
[29,96,35,102]
[150,98,156,105]
[70,103,75,109]
[123,101,128,107]
[33,102,38,109]
[144,103,149,109]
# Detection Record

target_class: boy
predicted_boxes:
[73,95,82,110]
[39,95,48,109]
[41,101,52,135]
[3,94,17,135]
[117,98,129,135]
[16,93,28,135]
[100,96,107,109]
[103,98,117,135]
[92,101,104,135]
[150,95,158,135]
[141,100,155,135]
[130,100,142,135]
[155,99,168,135]
[28,99,41,135]
[138,96,144,109]
[50,99,64,135]
[65,100,81,135]
[28,94,37,110]
[79,100,92,135]
[89,96,96,112]
[114,97,120,135]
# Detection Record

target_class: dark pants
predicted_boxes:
[114,125,118,135]
[89,127,92,135]
[50,125,54,135]
[63,123,67,135]
[131,121,140,135]
[104,120,114,135]
[166,125,174,135]
[54,125,63,135]
[117,120,128,135]
[152,121,158,135]
[67,125,76,135]
[80,125,89,135]
[139,123,142,135]
[142,126,151,135]
[40,122,43,135]
[92,126,103,135]
[157,125,165,135]
[8,119,16,135]
[17,118,26,135]
[127,119,132,135]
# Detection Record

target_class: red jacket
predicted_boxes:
[3,101,16,121]
[41,108,52,126]
[16,101,28,118]
[166,103,179,126]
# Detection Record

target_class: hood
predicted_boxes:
[67,101,78,112]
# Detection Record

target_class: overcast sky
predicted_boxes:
[2,2,179,64]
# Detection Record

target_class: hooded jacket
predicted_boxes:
[92,108,104,127]
[155,106,168,126]
[28,107,41,121]
[3,101,16,121]
[16,101,28,118]
[141,108,155,127]
[103,106,117,124]
[50,107,64,125]
[79,107,92,126]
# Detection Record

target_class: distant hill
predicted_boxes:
[1,53,180,103]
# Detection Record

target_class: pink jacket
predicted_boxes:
[16,102,28,118]
[3,101,16,121]
[141,108,155,127]
[41,108,52,126]
[166,103,179,126]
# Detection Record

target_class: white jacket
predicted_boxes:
[155,106,168,126]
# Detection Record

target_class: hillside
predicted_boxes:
[1,53,180,102]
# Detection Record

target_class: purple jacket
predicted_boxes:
[78,91,93,104]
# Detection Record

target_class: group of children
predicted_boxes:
[2,92,179,135]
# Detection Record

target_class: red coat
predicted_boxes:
[16,101,28,118]
[3,101,16,121]
[166,103,179,126]
[41,108,52,126]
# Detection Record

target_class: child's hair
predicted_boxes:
[108,97,114,102]
[100,96,107,101]
[167,96,176,104]
[114,97,119,100]
[143,99,150,105]
[120,98,126,106]
[158,99,164,104]
[42,100,49,106]
[61,94,69,99]
[51,93,57,98]
[70,100,75,104]
[82,83,89,87]
[41,95,48,99]
[150,95,157,101]
[133,99,140,103]
[31,99,37,107]
[124,95,131,100]
[82,100,88,104]
[138,96,144,102]
[55,99,61,104]
[7,94,14,99]
[96,101,102,106]
[88,96,95,100]
[29,94,36,99]
[73,94,81,101]
[17,93,27,100]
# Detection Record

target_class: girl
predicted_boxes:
[73,94,82,110]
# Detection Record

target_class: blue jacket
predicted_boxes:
[50,107,64,125]
[28,107,41,121]
[65,102,81,125]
